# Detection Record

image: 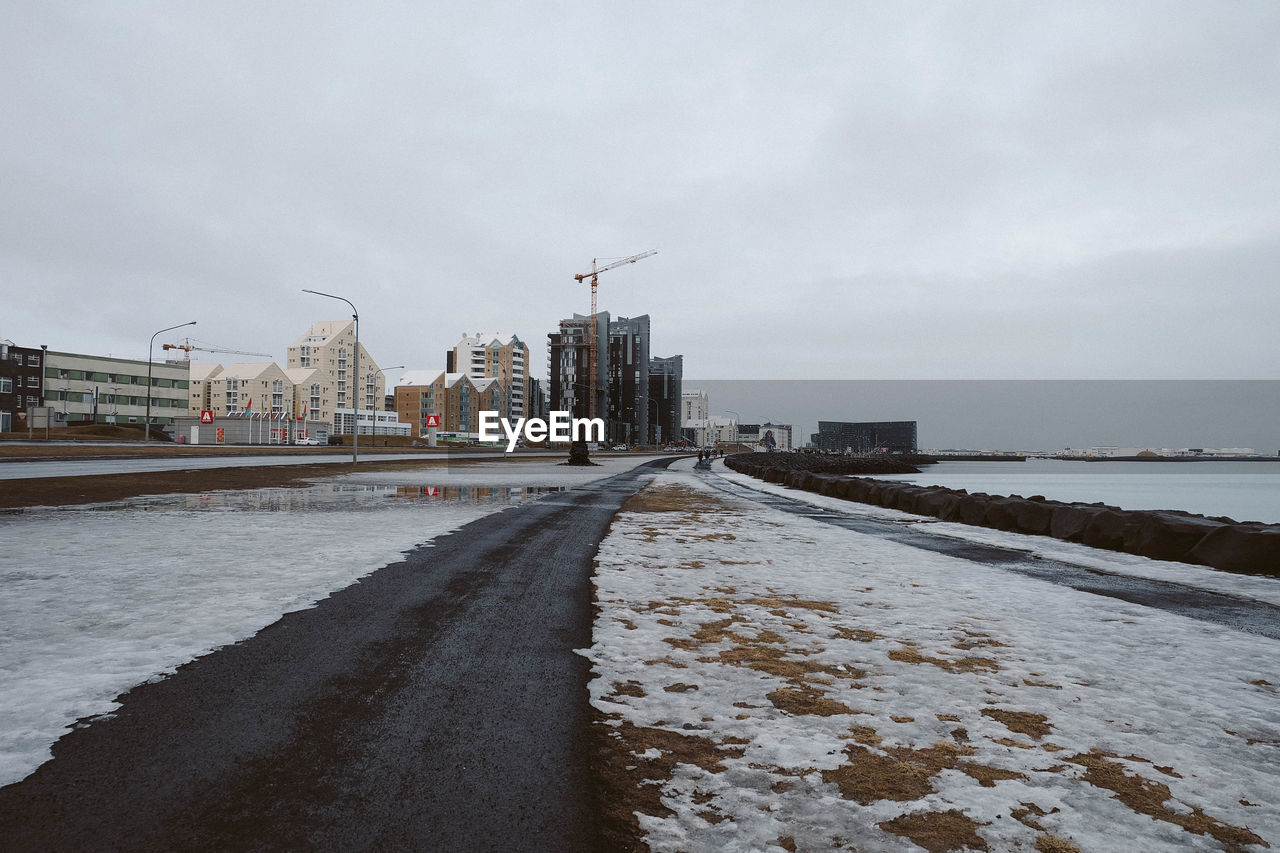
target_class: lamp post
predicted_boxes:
[302,289,359,466]
[146,321,196,442]
[723,409,739,451]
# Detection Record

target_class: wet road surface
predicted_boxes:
[0,457,676,851]
[701,466,1280,641]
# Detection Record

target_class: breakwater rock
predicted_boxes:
[724,455,1280,577]
[725,452,929,479]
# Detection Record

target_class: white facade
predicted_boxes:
[287,320,385,429]
[333,408,412,436]
[681,390,709,426]
[686,416,737,447]
[43,351,190,427]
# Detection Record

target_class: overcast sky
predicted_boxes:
[3,2,1277,382]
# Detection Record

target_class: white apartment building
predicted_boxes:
[450,332,528,418]
[287,320,386,431]
[682,390,709,426]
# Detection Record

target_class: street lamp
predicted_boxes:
[146,321,196,442]
[722,409,740,450]
[302,289,359,466]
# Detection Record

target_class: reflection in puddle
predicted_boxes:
[35,484,565,514]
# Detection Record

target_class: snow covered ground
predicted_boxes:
[586,461,1280,852]
[0,456,654,786]
[716,465,1280,610]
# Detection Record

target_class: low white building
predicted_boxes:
[43,350,190,429]
[685,416,737,448]
[333,408,411,436]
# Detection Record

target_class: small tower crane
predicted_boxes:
[572,250,656,419]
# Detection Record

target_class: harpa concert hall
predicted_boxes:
[811,420,918,454]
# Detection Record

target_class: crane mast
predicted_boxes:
[573,250,656,420]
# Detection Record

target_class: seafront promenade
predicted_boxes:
[1,452,1277,851]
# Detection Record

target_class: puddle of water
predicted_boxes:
[11,484,565,515]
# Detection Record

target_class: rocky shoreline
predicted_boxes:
[725,454,1280,577]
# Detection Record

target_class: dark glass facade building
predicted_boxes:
[811,420,918,454]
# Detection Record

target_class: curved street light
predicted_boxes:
[146,321,196,442]
[302,289,359,466]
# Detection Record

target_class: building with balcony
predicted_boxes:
[286,320,385,432]
[393,370,505,437]
[548,312,609,421]
[446,332,529,419]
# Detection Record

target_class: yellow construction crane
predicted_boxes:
[162,338,272,361]
[573,250,656,419]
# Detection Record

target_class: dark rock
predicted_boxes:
[1050,505,1100,541]
[1122,512,1227,563]
[1080,509,1130,551]
[956,494,992,526]
[1188,526,1280,575]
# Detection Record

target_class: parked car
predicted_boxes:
[296,436,322,446]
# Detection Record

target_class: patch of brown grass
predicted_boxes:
[1066,750,1268,850]
[959,762,1027,787]
[889,646,1000,674]
[1035,835,1081,853]
[822,742,973,805]
[878,809,989,852]
[766,686,860,717]
[833,627,879,642]
[623,484,734,513]
[611,680,646,698]
[981,708,1052,739]
[591,715,749,851]
[1011,802,1057,831]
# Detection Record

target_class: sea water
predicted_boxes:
[877,458,1280,524]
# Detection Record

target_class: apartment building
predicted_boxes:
[648,355,683,446]
[1,340,45,432]
[393,370,505,436]
[446,332,529,418]
[286,320,386,431]
[206,362,293,416]
[606,315,651,446]
[682,390,709,426]
[548,312,609,421]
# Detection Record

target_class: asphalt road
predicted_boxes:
[0,456,677,852]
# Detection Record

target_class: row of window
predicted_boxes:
[7,352,41,366]
[45,367,189,388]
[0,376,40,392]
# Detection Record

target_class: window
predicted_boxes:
[26,395,38,407]
[0,378,10,393]
[28,354,40,366]
[27,376,40,387]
